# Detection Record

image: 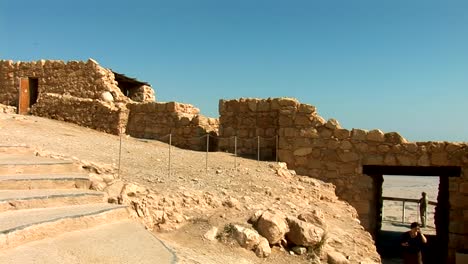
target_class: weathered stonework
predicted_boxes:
[0,103,16,114]
[219,97,468,262]
[127,102,219,151]
[0,59,155,134]
[2,58,467,261]
[31,93,129,134]
[218,98,284,159]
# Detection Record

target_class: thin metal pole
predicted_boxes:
[402,201,406,224]
[382,204,385,222]
[275,135,279,162]
[206,134,209,175]
[118,127,122,179]
[257,136,260,162]
[168,134,172,177]
[234,136,237,170]
[417,202,419,224]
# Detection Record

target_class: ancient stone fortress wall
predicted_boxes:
[219,97,468,262]
[0,59,155,134]
[218,98,312,159]
[127,102,219,150]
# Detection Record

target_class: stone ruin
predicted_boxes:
[127,101,218,150]
[1,59,467,262]
[0,59,217,149]
[218,98,468,262]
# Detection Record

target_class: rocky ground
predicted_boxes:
[0,113,380,264]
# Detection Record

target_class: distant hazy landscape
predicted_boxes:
[382,175,439,230]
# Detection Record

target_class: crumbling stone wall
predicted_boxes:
[31,93,128,134]
[0,59,128,104]
[0,59,155,134]
[128,85,155,102]
[127,102,219,151]
[219,98,293,159]
[219,97,468,261]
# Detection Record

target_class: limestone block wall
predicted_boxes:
[31,93,129,135]
[219,97,468,261]
[0,59,128,105]
[219,98,316,159]
[128,85,155,102]
[127,102,219,151]
[0,59,158,134]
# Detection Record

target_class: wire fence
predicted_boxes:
[116,132,280,179]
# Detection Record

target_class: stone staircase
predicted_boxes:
[0,145,129,250]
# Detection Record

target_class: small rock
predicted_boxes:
[298,209,326,227]
[248,211,263,225]
[255,237,271,258]
[203,226,218,241]
[100,91,114,102]
[327,251,350,264]
[292,246,307,255]
[223,196,240,208]
[232,225,261,250]
[286,216,325,247]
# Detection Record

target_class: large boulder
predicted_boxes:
[286,216,325,247]
[256,211,289,244]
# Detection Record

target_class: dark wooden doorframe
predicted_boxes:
[18,78,30,115]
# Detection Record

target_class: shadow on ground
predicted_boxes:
[377,229,441,264]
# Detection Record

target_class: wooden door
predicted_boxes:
[18,78,30,115]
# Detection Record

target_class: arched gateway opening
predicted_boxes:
[363,165,461,264]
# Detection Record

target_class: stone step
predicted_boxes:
[0,189,104,212]
[0,145,35,155]
[0,155,81,175]
[0,174,91,190]
[0,203,128,250]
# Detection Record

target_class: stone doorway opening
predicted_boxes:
[29,77,39,107]
[363,165,461,264]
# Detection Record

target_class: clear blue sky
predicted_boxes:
[1,0,467,142]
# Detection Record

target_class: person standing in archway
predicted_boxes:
[419,192,428,227]
[401,222,427,264]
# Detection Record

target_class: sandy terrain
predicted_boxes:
[381,176,438,235]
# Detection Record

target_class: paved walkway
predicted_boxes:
[0,147,176,264]
[0,220,177,264]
